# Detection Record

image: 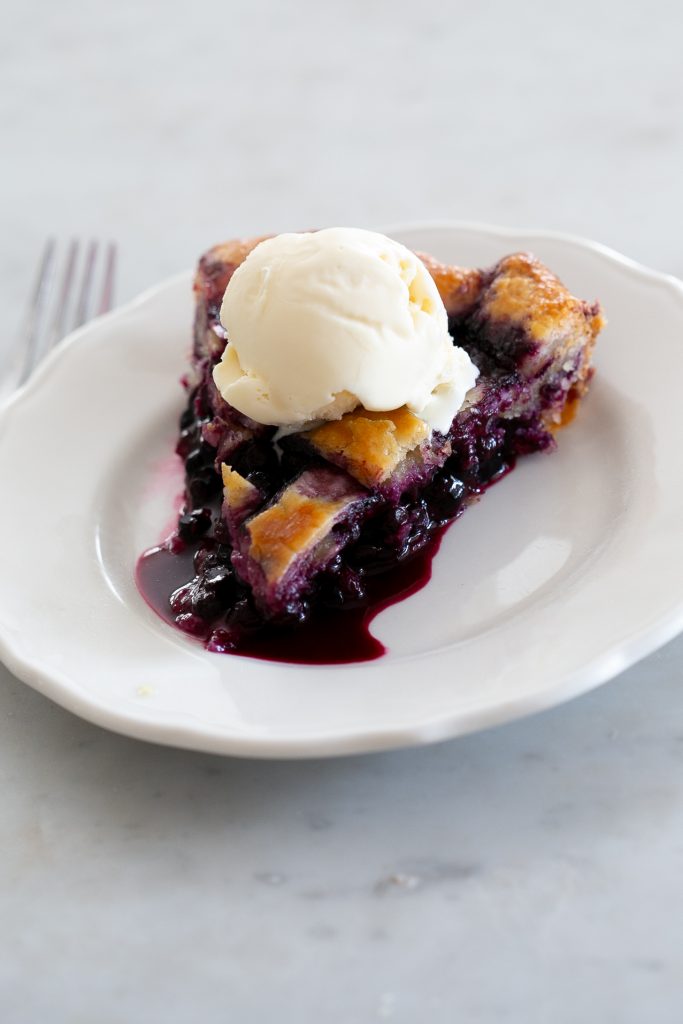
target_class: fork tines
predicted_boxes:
[18,238,117,387]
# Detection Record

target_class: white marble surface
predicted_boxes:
[1,0,683,1020]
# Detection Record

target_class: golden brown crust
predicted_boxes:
[203,236,270,273]
[221,464,259,510]
[415,251,484,317]
[485,253,584,335]
[305,407,429,488]
[476,253,604,411]
[193,235,271,303]
[545,386,583,432]
[247,487,349,583]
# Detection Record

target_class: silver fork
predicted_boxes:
[6,239,117,394]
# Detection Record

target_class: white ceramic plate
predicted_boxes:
[0,223,681,758]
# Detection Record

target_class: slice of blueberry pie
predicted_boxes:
[137,228,604,664]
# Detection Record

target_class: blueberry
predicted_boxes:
[179,406,195,430]
[190,584,223,621]
[177,508,212,542]
[193,543,216,574]
[385,505,410,531]
[340,569,366,604]
[348,542,395,575]
[176,427,199,459]
[322,586,345,607]
[193,545,229,575]
[168,533,186,555]
[244,470,271,495]
[191,567,238,613]
[326,554,343,575]
[480,432,502,455]
[412,499,430,530]
[206,628,239,653]
[204,565,236,594]
[193,388,211,420]
[170,583,193,614]
[347,542,380,571]
[407,531,431,556]
[428,474,466,522]
[280,600,310,626]
[174,612,207,638]
[225,597,261,632]
[323,567,366,607]
[185,444,213,476]
[188,471,220,506]
[345,520,362,545]
[393,542,412,563]
[239,444,279,477]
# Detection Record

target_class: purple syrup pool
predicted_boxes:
[136,527,445,665]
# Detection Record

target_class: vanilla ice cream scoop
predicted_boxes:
[213,228,478,434]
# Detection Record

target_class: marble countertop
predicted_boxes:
[2,1,682,1020]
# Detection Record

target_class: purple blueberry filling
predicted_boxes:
[140,346,551,655]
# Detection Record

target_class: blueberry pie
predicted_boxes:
[137,228,604,663]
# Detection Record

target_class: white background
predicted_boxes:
[2,1,683,1021]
